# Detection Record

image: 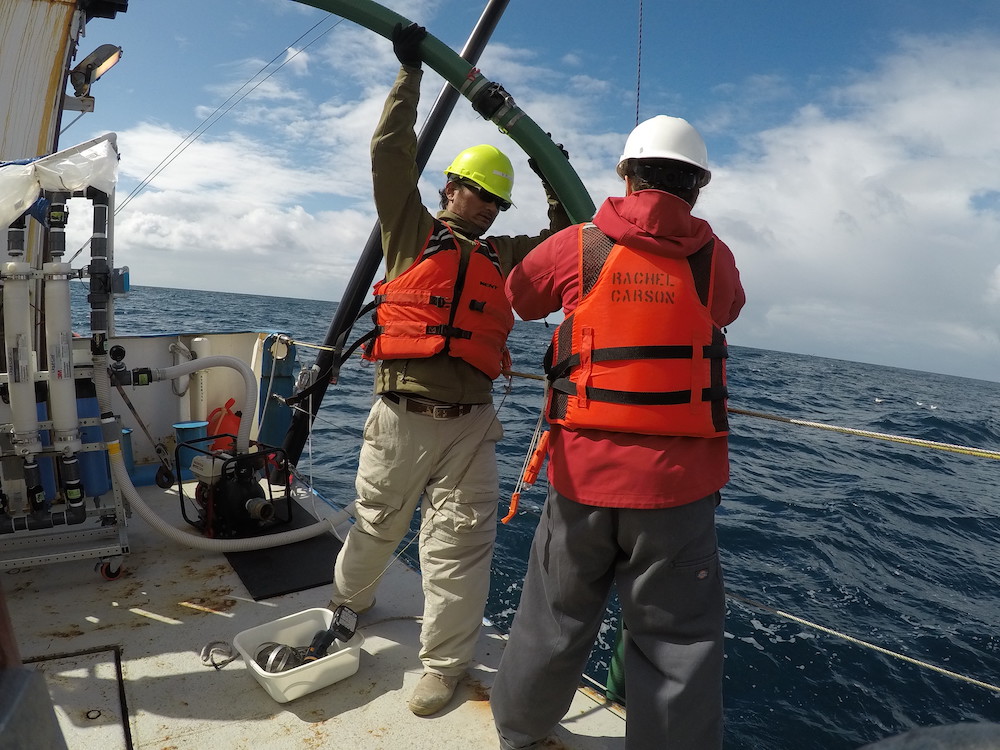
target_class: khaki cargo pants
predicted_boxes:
[331,395,502,676]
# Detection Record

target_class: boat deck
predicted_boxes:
[5,482,625,749]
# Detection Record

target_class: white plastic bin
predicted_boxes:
[233,607,364,703]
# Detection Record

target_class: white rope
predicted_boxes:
[278,346,999,694]
[728,593,1000,693]
[729,408,1000,460]
[510,388,548,501]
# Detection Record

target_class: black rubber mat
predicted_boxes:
[225,504,342,601]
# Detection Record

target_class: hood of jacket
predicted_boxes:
[594,189,714,258]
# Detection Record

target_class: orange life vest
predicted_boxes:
[362,221,514,379]
[545,224,729,437]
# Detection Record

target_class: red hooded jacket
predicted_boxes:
[506,190,745,509]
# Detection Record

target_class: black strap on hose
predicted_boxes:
[340,328,378,363]
[344,298,380,364]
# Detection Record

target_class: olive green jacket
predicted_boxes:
[370,65,569,404]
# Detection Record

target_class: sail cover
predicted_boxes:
[0,133,119,228]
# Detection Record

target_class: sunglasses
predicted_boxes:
[457,179,511,211]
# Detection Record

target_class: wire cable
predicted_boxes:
[69,15,344,263]
[634,0,644,126]
[116,16,342,215]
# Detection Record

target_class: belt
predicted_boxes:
[382,392,475,420]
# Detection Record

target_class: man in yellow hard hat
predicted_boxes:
[328,22,570,718]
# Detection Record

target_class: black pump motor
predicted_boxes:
[180,443,291,538]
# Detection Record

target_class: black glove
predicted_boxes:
[392,22,427,68]
[528,133,569,181]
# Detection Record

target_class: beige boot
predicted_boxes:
[407,671,459,716]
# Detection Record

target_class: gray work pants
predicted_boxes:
[491,488,725,750]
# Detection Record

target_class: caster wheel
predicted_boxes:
[99,562,123,581]
[155,464,175,489]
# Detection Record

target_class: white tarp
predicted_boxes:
[0,133,119,228]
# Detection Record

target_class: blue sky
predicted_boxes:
[62,0,1000,382]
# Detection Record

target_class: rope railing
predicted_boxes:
[280,334,1000,461]
[726,592,1000,693]
[728,407,1000,461]
[282,335,999,694]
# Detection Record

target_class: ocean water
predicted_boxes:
[75,284,1000,749]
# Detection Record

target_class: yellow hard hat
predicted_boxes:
[443,144,514,204]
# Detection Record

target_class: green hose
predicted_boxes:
[291,0,596,223]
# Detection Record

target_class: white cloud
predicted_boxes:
[282,47,312,76]
[698,32,1000,380]
[76,18,1000,381]
[987,266,1000,305]
[64,120,376,301]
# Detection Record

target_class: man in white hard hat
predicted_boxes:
[328,23,570,719]
[492,115,745,749]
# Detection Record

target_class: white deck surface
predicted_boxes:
[6,483,625,749]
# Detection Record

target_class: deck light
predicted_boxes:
[70,44,123,97]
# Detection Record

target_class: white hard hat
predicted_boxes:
[617,115,711,187]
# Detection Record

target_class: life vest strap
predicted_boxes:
[374,291,449,308]
[702,385,729,401]
[551,378,728,406]
[426,324,472,339]
[548,343,728,380]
